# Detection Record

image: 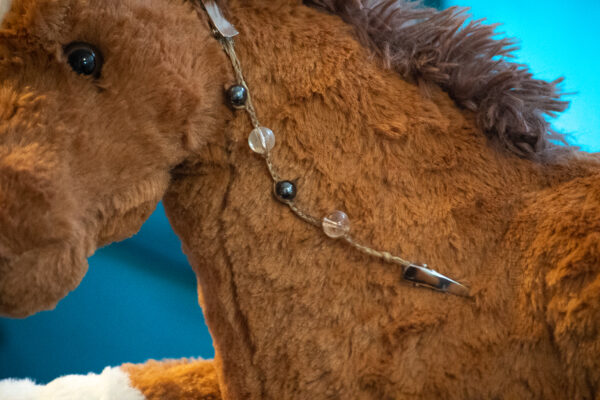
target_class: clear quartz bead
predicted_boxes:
[248,127,275,154]
[322,211,351,238]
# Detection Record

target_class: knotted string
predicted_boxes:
[207,18,470,297]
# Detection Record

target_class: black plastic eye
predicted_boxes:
[64,42,103,78]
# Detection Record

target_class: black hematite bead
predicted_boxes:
[227,85,248,109]
[275,181,297,201]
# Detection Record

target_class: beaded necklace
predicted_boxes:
[200,0,469,297]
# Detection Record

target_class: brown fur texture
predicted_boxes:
[301,0,570,158]
[0,0,228,317]
[1,0,599,399]
[122,359,221,399]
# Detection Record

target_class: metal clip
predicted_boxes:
[201,0,239,38]
[403,264,470,297]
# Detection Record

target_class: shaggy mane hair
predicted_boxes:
[220,0,572,159]
[305,0,571,159]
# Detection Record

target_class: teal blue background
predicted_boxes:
[1,0,599,383]
[444,0,600,152]
[0,203,214,383]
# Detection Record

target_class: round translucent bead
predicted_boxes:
[248,127,275,154]
[322,211,350,238]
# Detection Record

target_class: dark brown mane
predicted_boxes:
[218,0,572,159]
[308,0,574,159]
[304,0,573,159]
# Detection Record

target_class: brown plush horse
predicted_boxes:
[0,0,598,399]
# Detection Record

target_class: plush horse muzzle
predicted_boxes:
[0,137,89,317]
[0,0,223,317]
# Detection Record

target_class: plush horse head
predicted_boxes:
[0,0,230,317]
[1,0,599,398]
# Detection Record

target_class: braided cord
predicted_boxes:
[221,36,415,266]
[216,34,469,297]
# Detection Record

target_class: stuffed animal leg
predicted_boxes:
[122,358,221,400]
[0,358,221,400]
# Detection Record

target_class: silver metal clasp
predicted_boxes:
[201,0,239,38]
[403,264,470,297]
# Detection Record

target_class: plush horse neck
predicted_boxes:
[161,1,600,399]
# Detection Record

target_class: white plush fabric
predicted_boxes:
[0,367,146,400]
[0,378,41,400]
[0,0,12,26]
